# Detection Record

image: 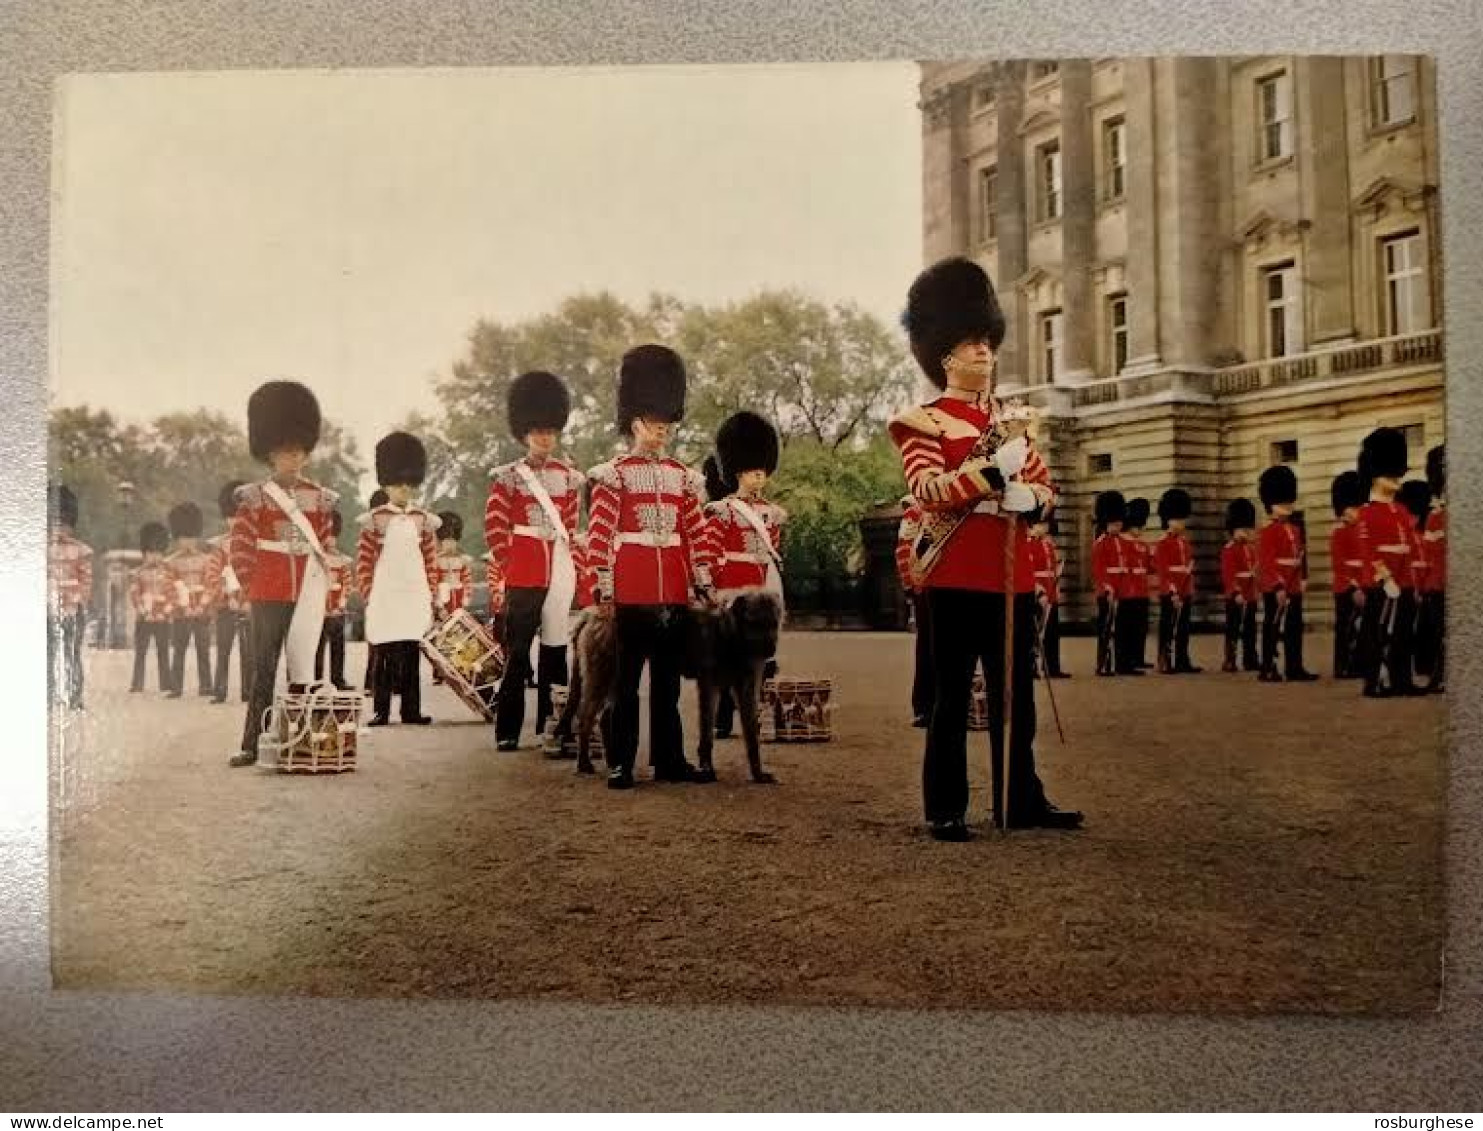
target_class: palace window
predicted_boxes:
[1271,439,1300,465]
[1263,262,1302,358]
[1040,309,1064,382]
[1372,56,1416,128]
[1088,453,1114,475]
[1382,230,1430,335]
[1037,141,1062,222]
[1257,71,1293,162]
[1103,117,1127,200]
[978,165,998,243]
[1108,294,1129,375]
[1033,62,1060,81]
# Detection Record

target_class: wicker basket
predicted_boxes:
[258,684,364,774]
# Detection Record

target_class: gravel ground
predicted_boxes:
[50,630,1444,1014]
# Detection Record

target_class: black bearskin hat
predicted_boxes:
[1330,471,1365,517]
[702,454,735,504]
[716,411,780,479]
[1258,465,1298,511]
[1358,426,1408,482]
[1094,490,1127,527]
[50,484,79,530]
[1125,497,1150,529]
[374,431,427,488]
[902,256,1007,388]
[1157,488,1192,527]
[437,510,464,542]
[1398,479,1432,525]
[617,344,687,433]
[1225,498,1256,533]
[369,488,389,509]
[1426,444,1445,496]
[247,380,321,463]
[167,501,204,539]
[139,521,169,554]
[218,480,246,520]
[329,510,344,539]
[507,371,571,440]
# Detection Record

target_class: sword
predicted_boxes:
[1036,598,1066,744]
[1098,592,1119,675]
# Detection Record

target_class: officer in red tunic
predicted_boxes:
[1419,445,1446,693]
[1026,512,1069,679]
[48,484,94,711]
[227,381,339,767]
[313,510,355,690]
[164,501,216,699]
[888,257,1080,838]
[1256,465,1319,683]
[1153,488,1200,674]
[1219,498,1260,673]
[897,495,934,724]
[360,488,389,692]
[587,344,716,789]
[1354,427,1424,698]
[129,521,176,693]
[699,410,787,739]
[484,371,585,750]
[1091,491,1128,678]
[208,480,252,704]
[1328,471,1366,679]
[1121,497,1154,672]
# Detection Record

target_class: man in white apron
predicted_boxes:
[484,371,584,750]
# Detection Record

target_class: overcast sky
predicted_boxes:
[50,63,923,459]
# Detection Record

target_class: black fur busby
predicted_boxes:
[50,484,79,530]
[1330,471,1365,517]
[247,380,321,463]
[1358,426,1408,483]
[1426,444,1445,496]
[139,521,170,554]
[507,371,571,440]
[374,431,427,488]
[218,480,246,520]
[702,454,735,504]
[1398,479,1432,526]
[329,510,344,539]
[1258,465,1298,512]
[1094,490,1127,528]
[1225,498,1256,533]
[902,257,1007,388]
[437,511,464,542]
[167,502,204,539]
[617,344,687,433]
[1125,497,1150,530]
[716,411,780,479]
[369,489,389,509]
[1157,488,1192,527]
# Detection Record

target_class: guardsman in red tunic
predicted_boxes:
[586,344,716,789]
[1219,498,1260,672]
[314,509,355,690]
[897,496,934,725]
[1027,512,1069,679]
[359,488,389,691]
[208,480,252,704]
[484,371,585,750]
[1328,471,1366,679]
[1398,478,1433,686]
[358,432,442,726]
[428,510,474,686]
[698,410,788,740]
[164,501,215,699]
[1419,445,1446,693]
[888,257,1080,839]
[1256,464,1319,683]
[227,381,339,767]
[48,484,94,711]
[1153,488,1201,674]
[1091,491,1128,678]
[1354,427,1424,698]
[1121,497,1154,672]
[129,521,176,693]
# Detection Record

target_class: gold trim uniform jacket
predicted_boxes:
[48,530,94,617]
[698,496,787,594]
[482,457,584,591]
[585,454,715,606]
[227,478,339,603]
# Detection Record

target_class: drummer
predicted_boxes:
[483,370,585,751]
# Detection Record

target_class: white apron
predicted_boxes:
[263,481,330,684]
[365,512,433,645]
[514,462,578,649]
[729,497,786,608]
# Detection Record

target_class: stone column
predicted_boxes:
[920,78,959,262]
[1299,56,1356,344]
[1059,60,1097,382]
[993,62,1030,385]
[1122,57,1163,372]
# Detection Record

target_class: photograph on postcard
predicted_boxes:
[46,57,1444,1012]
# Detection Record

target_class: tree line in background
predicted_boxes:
[51,289,916,582]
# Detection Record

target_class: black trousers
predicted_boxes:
[170,616,212,694]
[49,610,86,708]
[363,643,380,692]
[910,591,936,717]
[495,587,557,742]
[1157,595,1194,671]
[1357,586,1419,693]
[373,639,424,721]
[1096,594,1117,675]
[923,588,1050,827]
[131,620,172,691]
[1038,603,1064,676]
[1134,596,1151,667]
[239,601,297,755]
[608,605,689,776]
[1333,591,1362,678]
[1416,591,1445,686]
[1260,591,1309,677]
[1115,597,1145,673]
[1224,597,1259,669]
[214,608,252,702]
[315,615,348,687]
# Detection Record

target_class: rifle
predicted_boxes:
[1036,596,1066,744]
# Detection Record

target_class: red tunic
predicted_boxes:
[887,396,1056,594]
[1329,522,1363,593]
[1153,532,1195,598]
[1406,517,1429,595]
[700,495,787,592]
[571,534,597,610]
[48,530,94,617]
[164,546,216,618]
[324,551,354,616]
[355,505,441,604]
[1257,519,1305,594]
[1423,507,1446,593]
[205,534,248,613]
[896,503,922,591]
[227,477,339,604]
[1091,532,1128,597]
[1026,533,1061,604]
[483,457,584,591]
[1220,539,1259,601]
[434,552,474,613]
[129,561,176,623]
[585,454,714,606]
[1120,534,1151,601]
[1355,499,1416,590]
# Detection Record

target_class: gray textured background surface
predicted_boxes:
[3,0,1482,1111]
